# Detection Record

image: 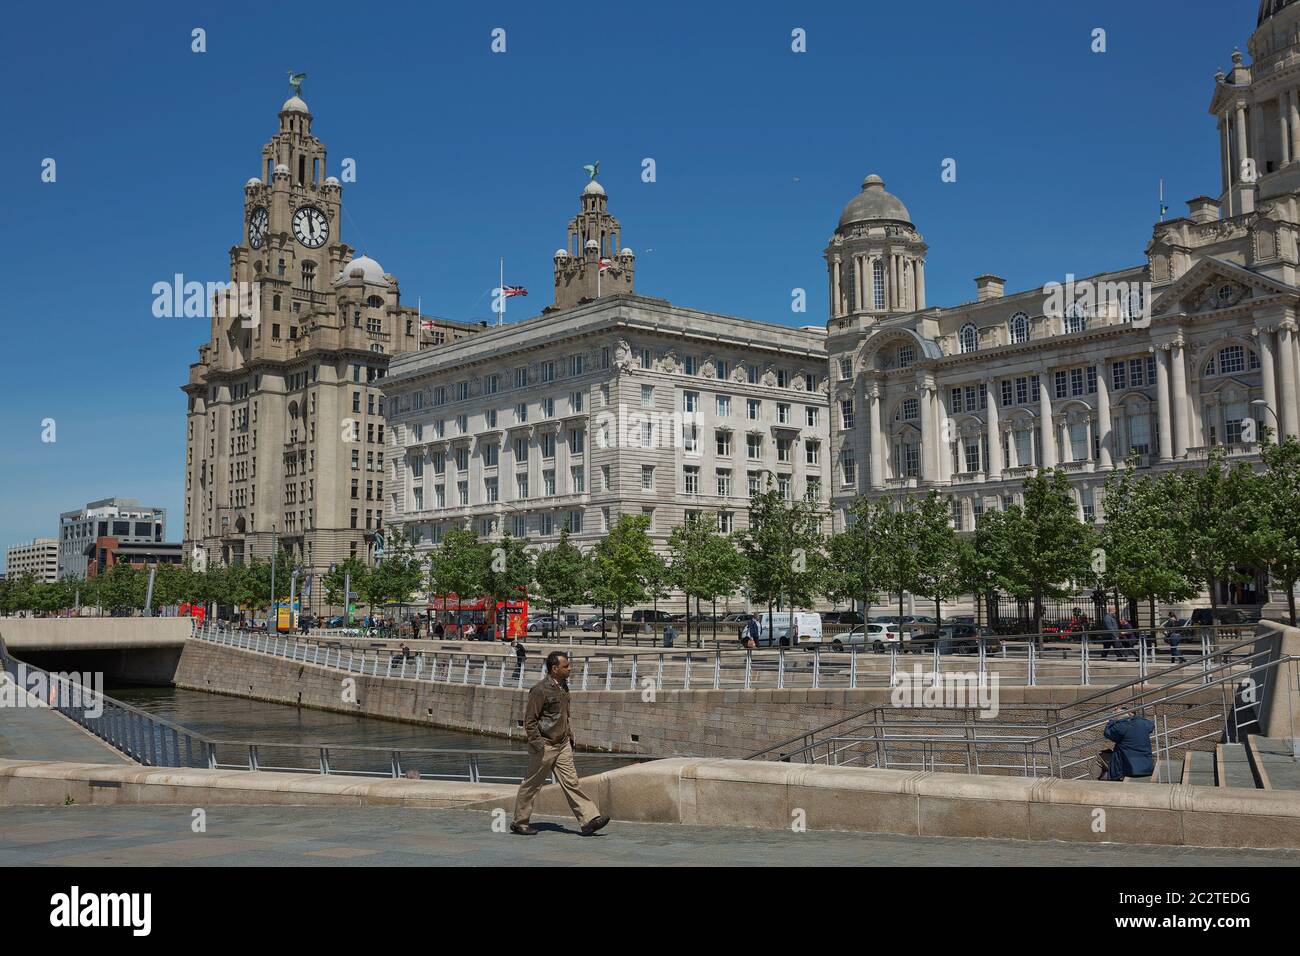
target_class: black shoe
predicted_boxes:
[510,822,538,836]
[580,814,610,836]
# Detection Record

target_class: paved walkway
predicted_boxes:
[1,805,1296,866]
[0,679,128,764]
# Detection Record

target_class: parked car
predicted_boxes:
[629,609,675,624]
[527,615,559,634]
[906,624,1001,655]
[829,622,904,652]
[581,615,620,632]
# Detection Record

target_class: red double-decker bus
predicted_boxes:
[427,593,528,640]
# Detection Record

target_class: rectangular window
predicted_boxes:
[485,477,499,503]
[1071,367,1084,396]
[639,348,652,369]
[717,471,732,497]
[641,385,654,407]
[805,440,820,465]
[513,516,527,538]
[965,440,981,473]
[514,438,529,462]
[571,391,584,412]
[684,467,700,495]
[570,430,585,453]
[485,374,498,395]
[716,430,732,456]
[747,364,759,385]
[1111,361,1127,390]
[1086,366,1097,394]
[1054,370,1068,400]
[951,388,963,414]
[1015,377,1028,405]
[716,360,729,380]
[569,354,584,376]
[716,395,731,417]
[840,358,853,381]
[683,391,698,413]
[541,433,556,458]
[541,361,555,383]
[777,370,789,388]
[516,474,530,499]
[748,399,760,420]
[683,423,699,453]
[544,470,556,496]
[777,437,792,463]
[642,465,655,490]
[515,367,529,388]
[747,434,762,459]
[777,404,791,424]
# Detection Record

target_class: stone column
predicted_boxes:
[919,383,935,481]
[1005,425,1018,469]
[1252,103,1267,171]
[1220,115,1232,194]
[869,384,884,489]
[1038,375,1056,468]
[831,258,841,317]
[1155,346,1173,462]
[1281,96,1292,166]
[1085,416,1095,463]
[1280,321,1300,439]
[1291,90,1300,174]
[936,388,952,482]
[985,379,1003,480]
[1058,416,1071,463]
[855,256,865,311]
[1171,340,1189,458]
[1095,360,1113,469]
[916,259,926,310]
[1236,103,1251,181]
[889,256,899,310]
[1258,327,1278,437]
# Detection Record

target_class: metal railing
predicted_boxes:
[746,632,1295,780]
[0,636,649,782]
[193,622,1254,691]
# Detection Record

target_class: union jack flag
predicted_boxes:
[598,259,615,272]
[502,285,528,297]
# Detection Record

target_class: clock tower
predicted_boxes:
[181,84,479,611]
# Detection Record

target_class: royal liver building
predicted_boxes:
[827,1,1300,606]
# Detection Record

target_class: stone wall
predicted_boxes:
[172,639,1189,758]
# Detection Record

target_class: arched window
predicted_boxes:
[1009,312,1029,344]
[872,260,886,310]
[367,295,384,309]
[1064,303,1088,334]
[897,398,919,422]
[959,323,979,354]
[300,261,316,291]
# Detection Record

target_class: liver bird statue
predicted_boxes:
[287,71,307,96]
[583,162,600,181]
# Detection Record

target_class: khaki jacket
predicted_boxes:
[524,674,573,749]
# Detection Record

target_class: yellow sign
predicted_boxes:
[277,607,292,632]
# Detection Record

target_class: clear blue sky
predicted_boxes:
[0,0,1253,567]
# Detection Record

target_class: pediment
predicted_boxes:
[1151,257,1296,317]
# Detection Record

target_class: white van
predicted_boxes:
[757,611,823,647]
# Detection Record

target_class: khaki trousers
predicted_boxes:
[513,740,601,827]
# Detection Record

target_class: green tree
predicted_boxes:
[910,491,964,623]
[1247,436,1300,624]
[874,499,922,625]
[587,514,655,638]
[958,509,1017,627]
[738,481,825,629]
[481,533,534,640]
[997,470,1095,635]
[427,528,489,634]
[821,497,886,623]
[668,513,745,646]
[322,558,368,622]
[532,530,589,632]
[1162,449,1257,622]
[1099,468,1196,628]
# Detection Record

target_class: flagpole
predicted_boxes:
[499,257,504,327]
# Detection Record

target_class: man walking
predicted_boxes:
[511,637,528,682]
[745,613,760,649]
[1162,610,1187,663]
[511,651,610,837]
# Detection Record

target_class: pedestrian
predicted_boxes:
[1100,608,1121,660]
[1162,610,1187,663]
[662,622,676,648]
[433,619,445,639]
[745,614,760,649]
[511,651,610,837]
[511,637,528,681]
[1094,707,1155,781]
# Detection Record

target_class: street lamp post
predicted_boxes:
[270,523,278,628]
[1251,400,1279,443]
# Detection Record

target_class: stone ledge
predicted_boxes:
[0,758,516,809]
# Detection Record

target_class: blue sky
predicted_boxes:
[0,0,1254,566]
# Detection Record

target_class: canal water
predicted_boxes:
[106,683,631,778]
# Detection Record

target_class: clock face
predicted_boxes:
[248,207,268,249]
[292,206,329,248]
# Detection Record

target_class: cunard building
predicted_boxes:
[827,0,1300,608]
[181,86,478,610]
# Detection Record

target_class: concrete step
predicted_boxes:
[1182,750,1216,787]
[1247,736,1300,792]
[1215,742,1258,789]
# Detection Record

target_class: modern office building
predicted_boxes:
[57,499,166,581]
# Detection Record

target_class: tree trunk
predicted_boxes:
[712,597,718,644]
[1289,578,1298,627]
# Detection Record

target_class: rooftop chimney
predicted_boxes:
[975,274,1006,301]
[1186,196,1221,224]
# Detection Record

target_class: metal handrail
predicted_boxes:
[0,640,652,780]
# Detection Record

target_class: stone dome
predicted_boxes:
[619,247,634,256]
[245,177,262,188]
[1260,0,1299,25]
[582,180,606,196]
[554,249,568,258]
[837,174,912,229]
[584,239,599,249]
[281,95,309,113]
[324,176,340,187]
[336,255,387,285]
[273,163,290,176]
